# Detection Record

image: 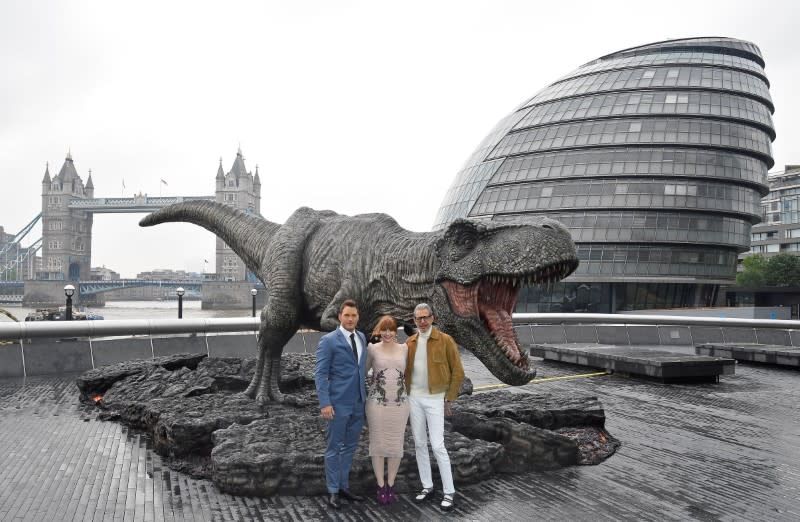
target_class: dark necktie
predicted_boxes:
[350,333,358,362]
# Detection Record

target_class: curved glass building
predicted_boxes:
[435,37,774,313]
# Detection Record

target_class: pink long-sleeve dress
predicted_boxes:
[365,342,410,457]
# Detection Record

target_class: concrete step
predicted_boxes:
[530,343,735,383]
[695,343,800,367]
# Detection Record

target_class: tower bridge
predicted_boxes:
[1,148,262,308]
[76,279,202,296]
[67,195,214,213]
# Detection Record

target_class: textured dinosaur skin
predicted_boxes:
[140,201,578,402]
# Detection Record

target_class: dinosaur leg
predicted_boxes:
[242,341,266,399]
[253,327,295,405]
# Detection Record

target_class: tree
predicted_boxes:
[736,254,767,287]
[765,253,800,286]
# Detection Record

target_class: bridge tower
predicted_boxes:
[214,147,261,281]
[40,152,93,281]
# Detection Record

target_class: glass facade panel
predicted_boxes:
[517,282,719,313]
[489,118,772,160]
[472,179,761,218]
[558,51,767,84]
[494,211,752,249]
[513,91,773,133]
[523,66,771,111]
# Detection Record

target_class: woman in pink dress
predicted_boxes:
[365,315,410,505]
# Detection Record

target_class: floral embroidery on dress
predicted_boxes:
[394,369,407,405]
[368,369,388,405]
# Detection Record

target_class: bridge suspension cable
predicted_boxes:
[0,213,42,259]
[0,237,42,279]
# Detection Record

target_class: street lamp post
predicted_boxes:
[64,284,75,321]
[176,287,185,319]
[251,288,258,317]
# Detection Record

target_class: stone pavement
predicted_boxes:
[1,352,798,521]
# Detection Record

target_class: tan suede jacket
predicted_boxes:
[404,326,465,402]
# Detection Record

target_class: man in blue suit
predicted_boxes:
[314,299,368,509]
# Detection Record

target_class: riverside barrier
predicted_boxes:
[3,313,800,378]
[511,312,800,347]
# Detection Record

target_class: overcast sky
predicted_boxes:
[1,0,798,278]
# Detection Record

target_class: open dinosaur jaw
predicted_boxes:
[439,262,576,384]
[440,277,533,383]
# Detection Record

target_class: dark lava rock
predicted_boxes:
[83,353,319,404]
[76,353,208,398]
[101,365,212,406]
[79,354,617,497]
[449,412,579,471]
[152,393,267,457]
[458,376,474,397]
[455,390,606,430]
[555,426,622,465]
[211,413,501,496]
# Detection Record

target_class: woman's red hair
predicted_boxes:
[372,315,397,336]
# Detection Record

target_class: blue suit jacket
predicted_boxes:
[315,329,368,409]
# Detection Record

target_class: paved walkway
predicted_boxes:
[1,352,798,521]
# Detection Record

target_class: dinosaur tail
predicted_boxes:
[139,200,278,278]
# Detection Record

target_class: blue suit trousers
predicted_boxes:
[324,400,365,493]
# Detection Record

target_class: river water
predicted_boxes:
[0,300,251,322]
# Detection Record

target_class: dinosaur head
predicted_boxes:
[431,218,578,385]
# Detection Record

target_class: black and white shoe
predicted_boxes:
[440,493,455,511]
[414,488,434,503]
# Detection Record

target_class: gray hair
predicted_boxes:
[414,303,433,316]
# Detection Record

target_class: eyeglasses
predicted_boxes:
[414,315,432,322]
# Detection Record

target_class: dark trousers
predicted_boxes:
[324,400,365,493]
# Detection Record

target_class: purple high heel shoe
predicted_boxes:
[377,485,389,505]
[385,484,397,504]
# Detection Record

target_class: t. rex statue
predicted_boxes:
[140,201,578,403]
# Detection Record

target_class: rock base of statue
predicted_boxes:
[77,353,620,497]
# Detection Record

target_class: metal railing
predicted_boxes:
[511,312,800,329]
[0,317,259,340]
[3,313,800,342]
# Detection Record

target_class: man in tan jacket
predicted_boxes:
[404,303,465,512]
